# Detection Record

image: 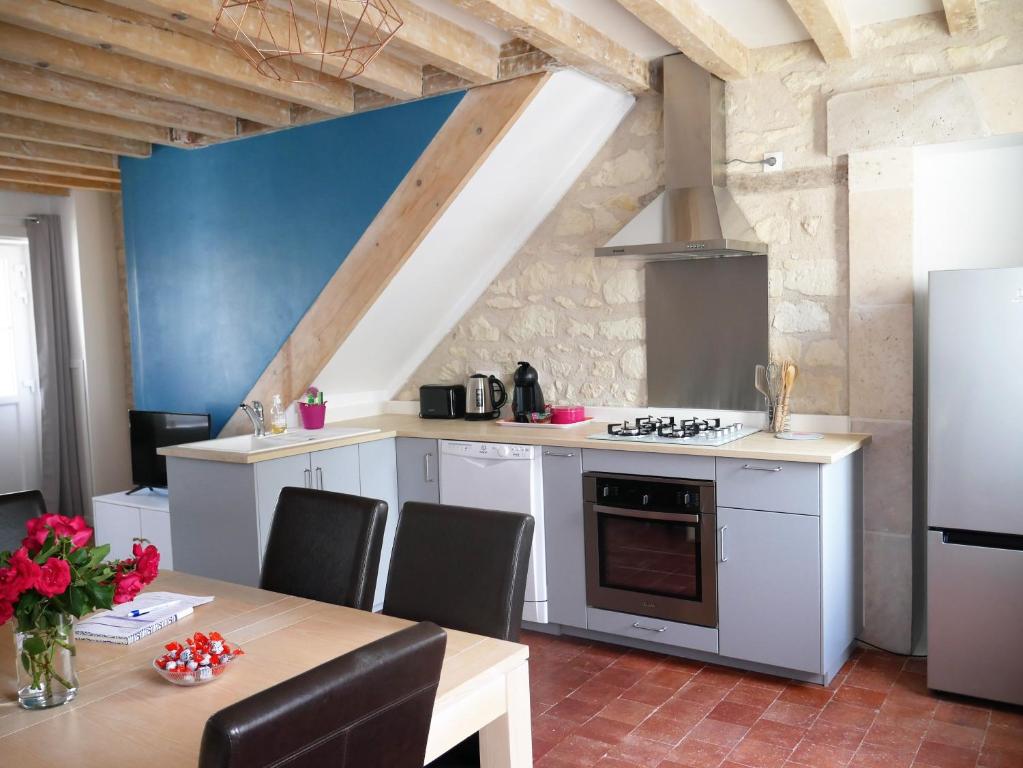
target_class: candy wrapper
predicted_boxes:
[153,631,243,686]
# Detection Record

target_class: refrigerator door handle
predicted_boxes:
[936,529,1023,552]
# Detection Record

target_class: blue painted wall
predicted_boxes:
[121,92,464,433]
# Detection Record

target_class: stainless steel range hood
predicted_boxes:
[596,54,766,260]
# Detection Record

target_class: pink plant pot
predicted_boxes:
[298,403,327,430]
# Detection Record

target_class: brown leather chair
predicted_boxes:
[382,502,534,642]
[383,502,534,768]
[260,487,387,610]
[198,621,447,768]
[0,490,44,552]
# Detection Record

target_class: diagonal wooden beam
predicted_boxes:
[0,137,118,170]
[0,91,184,146]
[0,0,354,114]
[784,0,853,61]
[941,0,980,35]
[0,169,120,192]
[616,0,748,80]
[446,0,649,92]
[0,114,150,157]
[0,59,237,138]
[0,180,69,196]
[220,72,550,437]
[110,0,423,99]
[0,156,120,182]
[0,23,290,127]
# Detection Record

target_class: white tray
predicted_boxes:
[496,418,593,429]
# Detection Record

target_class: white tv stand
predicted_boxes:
[92,489,173,569]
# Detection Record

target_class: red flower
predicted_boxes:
[132,542,160,585]
[0,600,12,626]
[0,547,41,601]
[113,570,143,605]
[23,513,93,552]
[35,557,71,598]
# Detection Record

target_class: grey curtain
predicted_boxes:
[27,214,85,518]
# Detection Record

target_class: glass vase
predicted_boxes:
[15,614,79,709]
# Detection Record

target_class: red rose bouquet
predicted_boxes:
[0,513,160,709]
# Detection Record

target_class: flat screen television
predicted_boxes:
[128,410,211,493]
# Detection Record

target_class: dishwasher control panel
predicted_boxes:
[440,440,535,460]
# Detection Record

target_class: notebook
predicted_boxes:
[75,592,215,645]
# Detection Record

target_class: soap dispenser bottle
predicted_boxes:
[270,394,287,435]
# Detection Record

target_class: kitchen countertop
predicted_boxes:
[159,413,871,465]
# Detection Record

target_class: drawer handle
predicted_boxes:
[742,464,782,472]
[719,524,728,563]
[303,468,312,488]
[631,622,667,633]
[315,466,323,489]
[424,452,434,483]
[543,450,575,457]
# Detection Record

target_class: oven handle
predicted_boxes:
[591,504,701,524]
[632,622,668,633]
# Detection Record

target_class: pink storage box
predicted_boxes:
[550,405,585,424]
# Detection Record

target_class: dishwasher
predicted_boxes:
[438,440,548,623]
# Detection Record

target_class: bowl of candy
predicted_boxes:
[153,631,244,686]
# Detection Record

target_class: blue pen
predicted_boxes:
[127,601,180,617]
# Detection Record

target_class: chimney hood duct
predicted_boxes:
[596,54,766,260]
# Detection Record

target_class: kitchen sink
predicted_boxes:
[182,427,381,455]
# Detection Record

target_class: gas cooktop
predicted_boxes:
[589,416,760,447]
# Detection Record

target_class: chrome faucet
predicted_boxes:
[239,401,266,437]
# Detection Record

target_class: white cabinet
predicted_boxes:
[717,506,821,673]
[92,491,174,569]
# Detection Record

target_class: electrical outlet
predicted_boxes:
[764,151,783,173]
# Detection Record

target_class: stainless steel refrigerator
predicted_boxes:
[927,266,1023,706]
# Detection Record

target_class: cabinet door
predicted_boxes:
[542,448,587,629]
[395,437,439,506]
[358,439,398,610]
[311,445,360,494]
[718,507,821,673]
[139,509,174,570]
[253,453,314,568]
[92,501,140,561]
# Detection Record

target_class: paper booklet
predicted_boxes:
[74,592,215,646]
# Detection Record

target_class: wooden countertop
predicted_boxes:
[160,413,870,465]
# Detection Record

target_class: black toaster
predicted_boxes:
[419,385,466,419]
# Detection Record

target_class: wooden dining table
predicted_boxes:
[0,571,533,767]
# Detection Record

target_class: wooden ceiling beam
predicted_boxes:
[0,91,188,147]
[616,0,748,80]
[0,169,120,192]
[0,156,120,182]
[0,0,354,114]
[0,180,69,196]
[941,0,980,35]
[0,59,237,138]
[0,137,118,170]
[0,23,290,127]
[784,0,853,61]
[0,114,150,157]
[446,0,649,92]
[110,0,423,99]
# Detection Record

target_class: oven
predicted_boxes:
[584,471,717,627]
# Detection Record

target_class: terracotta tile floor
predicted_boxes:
[522,630,1023,768]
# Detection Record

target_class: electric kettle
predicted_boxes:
[465,373,507,420]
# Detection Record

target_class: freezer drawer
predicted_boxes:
[927,529,1023,706]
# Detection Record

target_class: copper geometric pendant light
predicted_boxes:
[213,0,403,83]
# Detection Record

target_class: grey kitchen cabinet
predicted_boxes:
[357,439,399,609]
[311,444,360,494]
[717,506,822,673]
[716,457,820,516]
[541,447,587,629]
[395,437,439,507]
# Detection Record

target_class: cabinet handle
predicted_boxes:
[315,466,323,490]
[303,468,312,488]
[543,450,575,457]
[424,452,433,483]
[719,524,728,562]
[631,622,667,633]
[742,464,782,472]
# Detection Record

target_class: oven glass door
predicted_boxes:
[596,511,702,602]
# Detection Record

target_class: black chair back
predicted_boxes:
[198,621,447,768]
[383,502,534,642]
[260,487,387,610]
[0,490,44,552]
